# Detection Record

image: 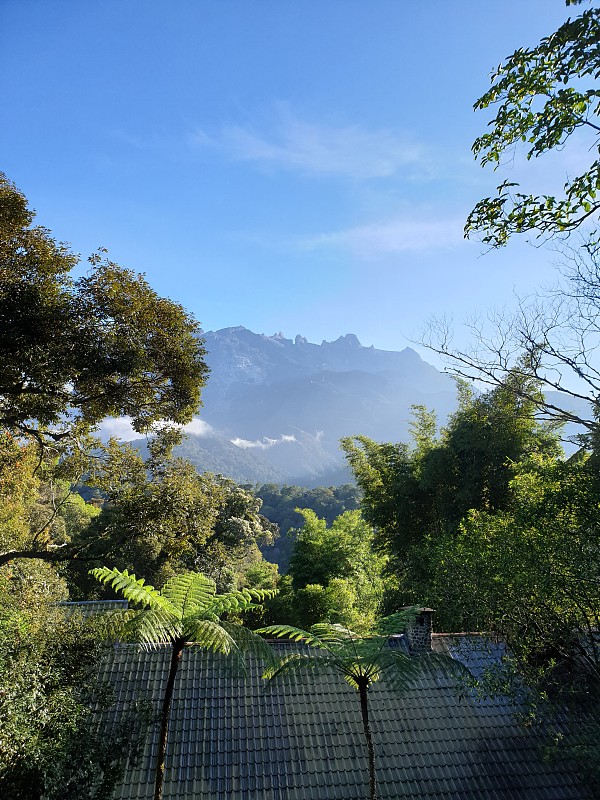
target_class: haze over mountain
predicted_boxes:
[170,327,458,485]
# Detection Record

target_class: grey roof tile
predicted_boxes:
[98,637,594,800]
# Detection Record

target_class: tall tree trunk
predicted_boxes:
[358,680,377,800]
[154,637,185,800]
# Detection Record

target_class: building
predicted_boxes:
[98,609,592,799]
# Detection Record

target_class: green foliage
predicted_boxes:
[92,567,275,800]
[423,447,600,788]
[465,6,600,246]
[68,434,278,596]
[0,174,207,441]
[258,615,461,800]
[260,616,434,690]
[292,510,387,629]
[0,430,102,571]
[342,383,561,598]
[0,580,149,800]
[263,510,387,632]
[255,483,361,572]
[91,567,275,659]
[429,452,600,676]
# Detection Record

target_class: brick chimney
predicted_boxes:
[402,607,434,653]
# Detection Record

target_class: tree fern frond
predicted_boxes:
[128,609,182,650]
[376,609,419,637]
[208,587,276,618]
[161,572,216,616]
[93,607,138,642]
[220,622,275,668]
[185,618,237,654]
[343,673,361,689]
[262,652,335,682]
[310,622,359,643]
[89,567,176,615]
[256,624,328,649]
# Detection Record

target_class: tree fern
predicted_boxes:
[258,610,465,800]
[92,567,275,800]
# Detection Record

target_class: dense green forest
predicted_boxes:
[4,3,600,796]
[253,483,361,571]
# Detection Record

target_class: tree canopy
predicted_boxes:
[0,173,207,443]
[465,5,600,247]
[341,384,560,590]
[63,433,278,597]
[266,509,387,631]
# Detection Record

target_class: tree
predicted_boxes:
[255,483,361,573]
[465,5,600,248]
[424,3,600,431]
[0,431,103,569]
[91,567,274,800]
[0,173,207,444]
[425,449,600,789]
[283,509,387,631]
[429,450,600,676]
[68,434,277,596]
[341,388,560,603]
[424,240,600,434]
[258,614,459,800]
[0,173,209,572]
[0,565,149,800]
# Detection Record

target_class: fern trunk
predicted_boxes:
[358,680,377,800]
[154,637,185,800]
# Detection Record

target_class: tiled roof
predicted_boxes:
[59,599,129,617]
[100,636,591,800]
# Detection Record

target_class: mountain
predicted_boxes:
[173,327,457,485]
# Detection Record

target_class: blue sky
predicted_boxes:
[1,1,580,364]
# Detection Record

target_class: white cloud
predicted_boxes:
[183,417,214,437]
[192,107,429,180]
[231,434,297,450]
[98,416,139,441]
[301,214,464,258]
[98,415,214,442]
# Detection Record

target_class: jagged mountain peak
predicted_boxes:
[173,326,458,485]
[322,333,362,348]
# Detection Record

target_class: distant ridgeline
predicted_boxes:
[169,326,458,487]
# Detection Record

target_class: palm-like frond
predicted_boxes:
[262,652,337,682]
[161,572,216,617]
[90,567,177,616]
[376,609,419,637]
[258,611,466,800]
[259,615,468,693]
[220,621,277,669]
[257,624,330,649]
[89,567,276,800]
[127,609,182,650]
[207,587,276,619]
[310,622,360,643]
[183,617,238,654]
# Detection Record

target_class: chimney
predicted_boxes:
[402,607,434,653]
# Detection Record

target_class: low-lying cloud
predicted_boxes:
[99,416,214,441]
[231,434,297,450]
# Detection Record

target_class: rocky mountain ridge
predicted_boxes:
[175,327,458,485]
